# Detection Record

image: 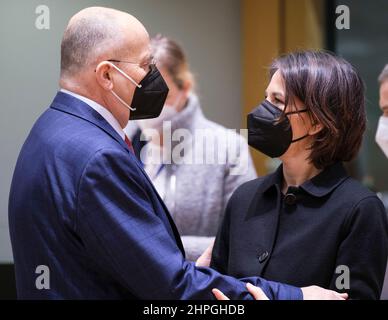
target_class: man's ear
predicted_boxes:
[95,61,114,91]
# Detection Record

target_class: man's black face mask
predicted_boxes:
[106,61,169,120]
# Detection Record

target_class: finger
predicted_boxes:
[212,288,230,300]
[246,283,269,300]
[337,293,349,299]
[332,292,346,300]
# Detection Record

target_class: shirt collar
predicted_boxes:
[258,162,349,198]
[60,88,125,140]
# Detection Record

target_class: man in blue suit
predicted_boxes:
[8,7,345,300]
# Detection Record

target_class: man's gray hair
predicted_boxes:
[378,64,388,84]
[60,10,123,78]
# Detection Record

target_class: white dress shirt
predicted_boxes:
[60,88,125,140]
[142,142,167,199]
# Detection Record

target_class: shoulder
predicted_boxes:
[338,177,385,215]
[227,176,267,204]
[336,177,388,229]
[42,108,140,181]
[55,108,128,158]
[338,176,378,201]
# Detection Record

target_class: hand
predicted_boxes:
[195,240,215,267]
[212,283,269,300]
[301,285,348,300]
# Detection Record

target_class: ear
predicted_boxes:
[308,121,324,136]
[95,61,114,91]
[182,79,193,98]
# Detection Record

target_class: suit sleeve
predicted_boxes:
[75,148,302,300]
[329,196,388,299]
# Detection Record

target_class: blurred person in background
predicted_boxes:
[376,64,388,159]
[125,35,257,261]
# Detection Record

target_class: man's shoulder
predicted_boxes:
[38,107,123,152]
[26,107,133,181]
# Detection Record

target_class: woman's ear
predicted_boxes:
[182,78,193,96]
[308,121,324,136]
[95,62,114,91]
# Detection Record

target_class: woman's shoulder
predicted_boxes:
[228,176,268,202]
[338,176,382,205]
[336,177,387,223]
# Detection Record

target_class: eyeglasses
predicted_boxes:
[107,56,156,72]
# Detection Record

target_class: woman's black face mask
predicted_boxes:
[247,100,308,158]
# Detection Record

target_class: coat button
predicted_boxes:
[284,193,297,205]
[258,251,269,263]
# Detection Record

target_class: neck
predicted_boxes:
[150,134,163,147]
[281,152,321,194]
[60,78,127,129]
[60,79,102,105]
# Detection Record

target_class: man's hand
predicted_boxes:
[301,286,348,300]
[195,240,215,267]
[212,283,269,300]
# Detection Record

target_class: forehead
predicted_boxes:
[266,70,285,94]
[125,31,151,61]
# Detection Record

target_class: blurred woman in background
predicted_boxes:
[125,35,257,261]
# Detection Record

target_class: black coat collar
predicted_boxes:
[257,162,349,198]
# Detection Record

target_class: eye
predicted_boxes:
[274,97,284,105]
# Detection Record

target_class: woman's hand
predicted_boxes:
[212,284,349,300]
[212,283,269,300]
[195,240,215,267]
[301,286,348,300]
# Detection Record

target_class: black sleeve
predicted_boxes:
[329,196,388,299]
[210,193,233,274]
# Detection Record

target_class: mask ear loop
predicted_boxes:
[291,133,309,143]
[110,91,136,111]
[100,61,142,112]
[106,61,142,89]
[285,109,310,143]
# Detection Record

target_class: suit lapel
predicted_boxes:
[50,91,185,255]
[51,91,130,152]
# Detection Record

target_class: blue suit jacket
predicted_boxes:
[8,92,302,299]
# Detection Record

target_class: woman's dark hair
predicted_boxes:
[270,50,366,169]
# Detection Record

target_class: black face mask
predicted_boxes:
[247,100,308,158]
[129,64,169,120]
[107,61,169,121]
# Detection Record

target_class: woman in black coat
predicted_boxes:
[209,51,388,300]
